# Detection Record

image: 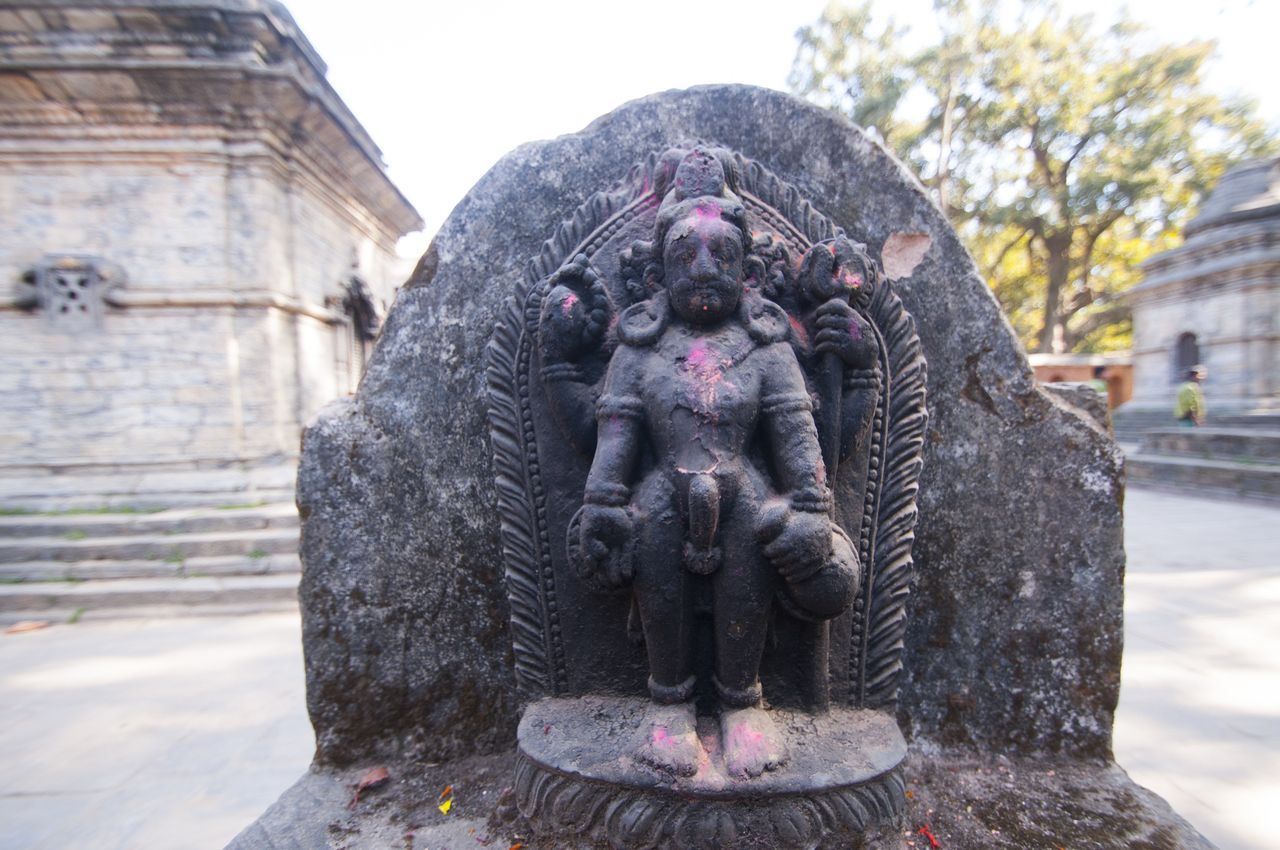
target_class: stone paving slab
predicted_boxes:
[0,612,314,850]
[1114,487,1280,850]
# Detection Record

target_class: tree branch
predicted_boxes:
[1065,302,1131,349]
[984,225,1033,276]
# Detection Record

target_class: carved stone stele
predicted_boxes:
[486,145,926,849]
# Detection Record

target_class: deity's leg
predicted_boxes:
[631,473,702,777]
[713,489,788,778]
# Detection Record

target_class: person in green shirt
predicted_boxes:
[1089,365,1109,404]
[1174,366,1207,427]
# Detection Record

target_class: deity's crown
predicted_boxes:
[654,148,749,249]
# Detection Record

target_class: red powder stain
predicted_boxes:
[561,292,579,317]
[842,272,863,290]
[687,340,712,367]
[683,340,734,414]
[725,720,769,762]
[848,317,862,341]
[651,726,674,747]
[788,315,809,347]
[917,824,941,848]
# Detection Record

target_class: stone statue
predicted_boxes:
[488,144,926,849]
[549,149,872,778]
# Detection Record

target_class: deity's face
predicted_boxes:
[663,209,745,326]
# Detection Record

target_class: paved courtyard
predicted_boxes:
[0,611,313,850]
[1114,488,1279,850]
[0,486,1275,849]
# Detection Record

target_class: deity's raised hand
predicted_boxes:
[538,253,609,364]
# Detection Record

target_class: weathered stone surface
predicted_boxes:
[297,397,517,766]
[298,84,1123,768]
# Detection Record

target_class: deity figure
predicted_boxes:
[539,150,880,779]
[491,142,925,848]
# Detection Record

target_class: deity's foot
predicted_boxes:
[720,705,788,779]
[638,702,703,778]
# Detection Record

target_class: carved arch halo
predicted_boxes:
[486,145,927,712]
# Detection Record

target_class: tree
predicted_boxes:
[791,1,1277,353]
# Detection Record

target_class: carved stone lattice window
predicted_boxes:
[18,255,125,329]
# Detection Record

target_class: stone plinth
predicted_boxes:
[515,697,905,850]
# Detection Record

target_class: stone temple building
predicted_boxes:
[1124,158,1279,420]
[1121,158,1280,502]
[0,0,422,510]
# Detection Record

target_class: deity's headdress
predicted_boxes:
[616,147,787,347]
[620,147,758,303]
[653,148,752,253]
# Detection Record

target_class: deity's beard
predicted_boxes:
[668,276,741,325]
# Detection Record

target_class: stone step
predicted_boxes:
[1110,406,1175,443]
[0,573,299,614]
[0,526,298,564]
[1127,453,1280,503]
[0,552,299,582]
[1139,427,1280,462]
[1214,413,1280,428]
[0,502,298,538]
[0,462,297,513]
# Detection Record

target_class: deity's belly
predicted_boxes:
[641,332,767,501]
[647,405,764,512]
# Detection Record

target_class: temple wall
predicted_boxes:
[0,135,415,489]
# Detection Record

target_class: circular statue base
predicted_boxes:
[515,696,907,850]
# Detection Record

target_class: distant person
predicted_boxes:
[1089,365,1109,402]
[1174,366,1207,427]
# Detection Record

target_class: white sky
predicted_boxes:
[280,0,1279,249]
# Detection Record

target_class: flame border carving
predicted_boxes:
[485,150,927,708]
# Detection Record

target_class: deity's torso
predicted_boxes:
[615,317,806,493]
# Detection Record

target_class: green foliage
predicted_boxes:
[791,0,1277,352]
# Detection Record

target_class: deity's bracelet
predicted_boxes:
[584,483,631,507]
[790,488,832,513]
[842,367,881,391]
[542,362,583,383]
